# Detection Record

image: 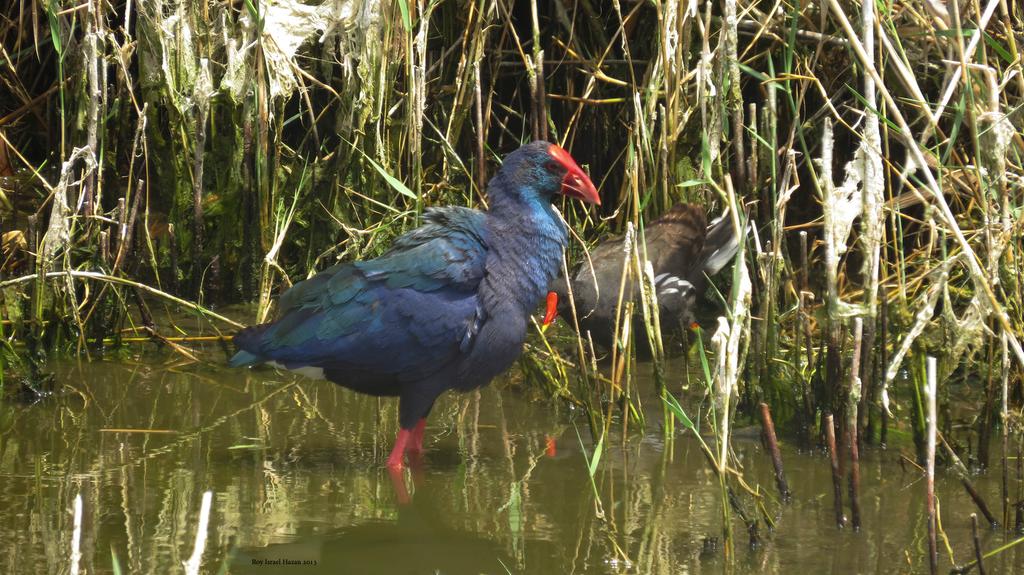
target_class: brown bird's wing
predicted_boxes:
[644,203,708,279]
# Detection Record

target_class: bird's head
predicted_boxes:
[493,141,601,207]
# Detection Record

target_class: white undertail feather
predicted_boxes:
[654,273,694,299]
[267,361,326,380]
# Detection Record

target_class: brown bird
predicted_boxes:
[546,203,739,351]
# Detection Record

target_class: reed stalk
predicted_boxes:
[926,356,938,574]
[825,413,845,528]
[847,318,863,530]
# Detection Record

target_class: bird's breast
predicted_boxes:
[486,230,565,311]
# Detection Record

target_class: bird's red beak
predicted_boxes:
[548,144,600,205]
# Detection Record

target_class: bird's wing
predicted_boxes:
[646,204,707,276]
[233,207,489,381]
[277,207,487,314]
[359,207,489,292]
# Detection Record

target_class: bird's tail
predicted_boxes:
[228,324,272,367]
[228,350,264,368]
[700,211,742,276]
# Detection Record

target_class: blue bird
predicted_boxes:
[230,141,600,468]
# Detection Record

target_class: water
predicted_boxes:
[2,352,1022,574]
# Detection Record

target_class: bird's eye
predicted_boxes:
[545,160,562,173]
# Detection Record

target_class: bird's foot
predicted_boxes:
[387,465,411,505]
[386,429,412,504]
[386,423,429,504]
[386,428,412,470]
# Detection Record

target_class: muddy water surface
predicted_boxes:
[1,353,1022,574]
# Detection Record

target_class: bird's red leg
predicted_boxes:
[542,291,559,326]
[545,435,557,457]
[387,428,412,470]
[387,465,412,505]
[408,419,427,454]
[386,423,426,503]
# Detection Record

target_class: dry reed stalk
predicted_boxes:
[971,513,986,575]
[1002,332,1010,527]
[720,0,745,193]
[926,356,938,574]
[856,0,885,442]
[825,413,845,528]
[826,0,1024,370]
[710,183,750,558]
[847,318,863,530]
[82,1,101,218]
[473,62,485,196]
[759,403,790,501]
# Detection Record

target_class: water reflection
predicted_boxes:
[231,483,517,574]
[1,355,1023,574]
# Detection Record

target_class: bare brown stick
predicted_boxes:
[110,335,230,343]
[965,481,999,530]
[115,197,126,252]
[26,214,37,271]
[722,0,746,196]
[879,293,889,446]
[926,356,938,575]
[1018,440,1023,533]
[825,413,846,528]
[971,514,986,575]
[848,424,862,530]
[473,63,485,198]
[534,50,547,142]
[826,334,844,459]
[734,18,849,47]
[796,289,812,447]
[759,403,791,501]
[0,82,61,128]
[859,314,878,444]
[848,318,864,530]
[977,336,996,470]
[80,178,145,328]
[26,213,40,344]
[130,287,199,362]
[528,0,541,141]
[798,230,809,294]
[900,452,925,473]
[940,436,999,526]
[82,8,100,218]
[747,102,758,190]
[99,231,109,265]
[798,232,814,384]
[1001,333,1010,527]
[112,179,143,275]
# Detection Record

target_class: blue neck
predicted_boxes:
[484,182,567,315]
